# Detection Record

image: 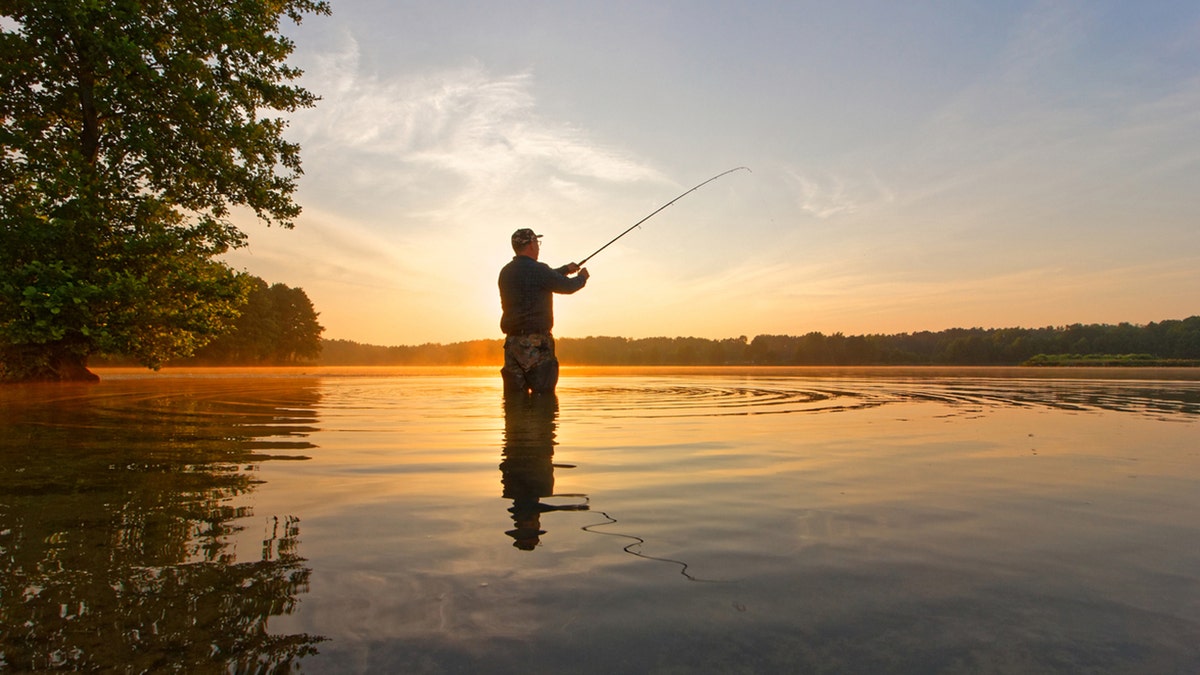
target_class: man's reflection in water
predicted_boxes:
[501,393,588,550]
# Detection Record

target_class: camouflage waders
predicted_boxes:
[501,333,559,395]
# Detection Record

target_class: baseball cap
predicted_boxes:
[511,228,543,248]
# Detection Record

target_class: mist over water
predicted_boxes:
[2,368,1198,673]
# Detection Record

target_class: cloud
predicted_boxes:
[255,29,691,343]
[250,5,1199,345]
[782,167,896,220]
[289,29,666,216]
[226,204,417,293]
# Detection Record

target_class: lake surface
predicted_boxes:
[2,367,1199,673]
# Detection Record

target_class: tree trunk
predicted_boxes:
[0,344,100,382]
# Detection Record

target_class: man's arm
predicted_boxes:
[545,263,589,293]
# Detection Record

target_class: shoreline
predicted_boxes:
[88,364,1200,381]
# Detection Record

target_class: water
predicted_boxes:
[2,367,1199,673]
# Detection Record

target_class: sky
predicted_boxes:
[222,0,1200,346]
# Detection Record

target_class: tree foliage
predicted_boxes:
[0,0,329,381]
[184,275,324,364]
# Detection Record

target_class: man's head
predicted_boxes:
[511,228,542,257]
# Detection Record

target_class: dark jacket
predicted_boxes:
[498,255,587,335]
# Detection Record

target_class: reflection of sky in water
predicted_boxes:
[2,370,1199,672]
[561,376,1200,419]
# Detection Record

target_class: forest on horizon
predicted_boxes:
[319,316,1200,368]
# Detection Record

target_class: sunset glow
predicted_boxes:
[224,2,1200,346]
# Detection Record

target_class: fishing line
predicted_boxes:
[577,166,751,266]
[578,500,719,583]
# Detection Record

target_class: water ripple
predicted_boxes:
[561,378,1200,420]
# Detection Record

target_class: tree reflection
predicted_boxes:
[500,393,588,550]
[0,379,325,672]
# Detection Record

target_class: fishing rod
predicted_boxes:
[577,166,750,266]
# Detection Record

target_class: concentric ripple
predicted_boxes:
[560,377,1200,419]
[0,378,323,455]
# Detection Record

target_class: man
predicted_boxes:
[498,228,589,395]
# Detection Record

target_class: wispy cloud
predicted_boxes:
[782,167,895,220]
[251,4,1200,344]
[227,204,418,292]
[290,29,665,210]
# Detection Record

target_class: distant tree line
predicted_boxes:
[94,276,324,366]
[317,317,1200,367]
[320,338,499,366]
[730,318,1200,366]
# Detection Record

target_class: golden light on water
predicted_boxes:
[4,367,1199,671]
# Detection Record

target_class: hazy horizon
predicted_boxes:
[320,314,1198,349]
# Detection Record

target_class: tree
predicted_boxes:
[0,0,330,381]
[269,282,323,362]
[188,275,323,364]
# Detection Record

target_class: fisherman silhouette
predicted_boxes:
[500,393,587,550]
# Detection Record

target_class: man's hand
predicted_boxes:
[578,267,589,280]
[564,262,580,274]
